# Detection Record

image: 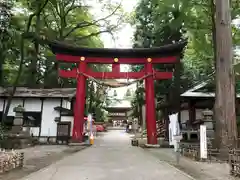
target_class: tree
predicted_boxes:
[0,0,15,86]
[214,0,237,151]
[131,0,191,122]
[2,0,50,123]
[130,0,240,139]
[1,0,125,123]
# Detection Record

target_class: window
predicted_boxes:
[23,112,42,127]
[0,112,14,130]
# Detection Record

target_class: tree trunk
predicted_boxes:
[210,0,217,68]
[88,81,94,113]
[214,0,237,153]
[28,2,41,87]
[0,51,4,86]
[2,36,25,123]
[2,0,49,123]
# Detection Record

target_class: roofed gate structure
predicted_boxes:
[105,106,131,125]
[39,38,185,145]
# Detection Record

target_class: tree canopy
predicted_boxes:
[130,0,240,119]
[0,0,126,122]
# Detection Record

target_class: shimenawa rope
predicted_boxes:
[76,70,154,88]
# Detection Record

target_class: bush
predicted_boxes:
[0,125,7,148]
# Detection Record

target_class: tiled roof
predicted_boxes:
[0,87,76,98]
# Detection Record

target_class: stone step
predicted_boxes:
[68,142,88,146]
[144,144,160,148]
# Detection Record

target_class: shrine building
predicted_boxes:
[0,87,75,143]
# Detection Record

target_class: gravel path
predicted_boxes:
[19,130,194,180]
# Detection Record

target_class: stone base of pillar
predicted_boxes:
[68,142,89,146]
[144,144,160,148]
[135,137,165,147]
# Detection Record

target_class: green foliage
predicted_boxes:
[131,0,190,117]
[0,0,125,122]
[131,0,240,117]
[0,125,6,141]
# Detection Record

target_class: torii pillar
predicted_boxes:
[145,58,158,144]
[72,57,87,142]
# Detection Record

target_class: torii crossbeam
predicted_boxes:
[46,40,186,145]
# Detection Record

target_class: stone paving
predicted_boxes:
[20,130,194,180]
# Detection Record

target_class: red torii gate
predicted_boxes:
[48,41,186,145]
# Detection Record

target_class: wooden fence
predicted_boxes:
[180,144,226,162]
[179,143,240,177]
[229,149,240,177]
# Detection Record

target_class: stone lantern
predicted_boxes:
[11,105,26,135]
[202,109,214,138]
[13,105,25,126]
[11,105,33,148]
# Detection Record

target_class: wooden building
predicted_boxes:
[179,81,240,140]
[105,105,132,126]
[180,82,214,130]
[0,87,75,143]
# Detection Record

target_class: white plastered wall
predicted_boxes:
[24,98,42,136]
[40,99,61,137]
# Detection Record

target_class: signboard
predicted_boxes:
[200,125,207,159]
[108,112,126,116]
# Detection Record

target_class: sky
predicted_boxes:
[99,0,137,48]
[100,0,137,101]
[88,0,138,107]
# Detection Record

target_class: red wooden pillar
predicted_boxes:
[145,59,158,144]
[112,63,120,72]
[72,60,87,142]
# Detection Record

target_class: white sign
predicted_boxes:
[87,114,92,122]
[168,113,181,152]
[87,114,93,132]
[200,125,207,159]
[173,135,183,142]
